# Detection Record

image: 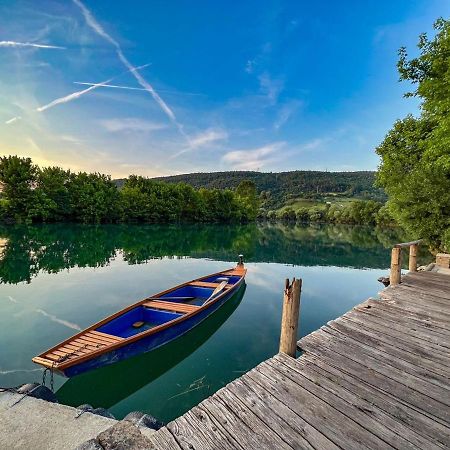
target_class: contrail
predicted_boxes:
[5,117,21,124]
[5,63,151,123]
[72,0,187,139]
[0,41,65,49]
[37,77,115,112]
[0,368,42,375]
[73,82,203,96]
[35,309,82,331]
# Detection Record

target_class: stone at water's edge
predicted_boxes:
[17,383,58,403]
[124,410,165,430]
[77,404,116,419]
[96,421,153,449]
[76,439,104,450]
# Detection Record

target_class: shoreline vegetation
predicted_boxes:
[260,200,394,227]
[0,155,387,227]
[0,156,260,224]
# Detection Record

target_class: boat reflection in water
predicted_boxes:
[56,284,246,410]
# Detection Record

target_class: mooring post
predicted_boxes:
[390,247,402,285]
[279,278,302,357]
[409,244,418,272]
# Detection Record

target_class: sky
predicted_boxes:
[0,0,448,177]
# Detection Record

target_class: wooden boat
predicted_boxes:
[32,261,246,377]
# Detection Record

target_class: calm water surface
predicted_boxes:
[0,223,431,422]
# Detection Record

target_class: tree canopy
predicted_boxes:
[376,18,450,251]
[0,156,258,224]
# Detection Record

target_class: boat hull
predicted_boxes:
[61,281,245,377]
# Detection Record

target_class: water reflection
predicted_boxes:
[0,223,422,284]
[57,284,245,410]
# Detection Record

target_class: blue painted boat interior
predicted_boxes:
[159,286,211,305]
[96,307,182,338]
[202,275,240,284]
[95,273,242,338]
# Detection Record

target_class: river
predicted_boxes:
[0,223,431,422]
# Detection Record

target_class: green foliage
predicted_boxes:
[0,157,257,224]
[140,169,386,209]
[68,172,119,223]
[37,167,71,220]
[266,200,385,225]
[235,180,259,221]
[0,156,37,222]
[377,18,450,251]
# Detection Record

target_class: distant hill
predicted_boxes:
[114,170,385,209]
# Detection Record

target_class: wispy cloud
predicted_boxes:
[300,137,330,151]
[222,142,285,170]
[100,118,167,133]
[0,41,65,49]
[73,0,186,138]
[274,100,303,130]
[258,72,284,104]
[5,116,21,124]
[4,294,81,331]
[0,368,42,375]
[35,309,81,331]
[189,128,228,148]
[170,128,228,159]
[5,64,151,123]
[74,82,203,97]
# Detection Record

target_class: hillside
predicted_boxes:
[116,171,384,209]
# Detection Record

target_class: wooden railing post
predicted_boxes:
[390,248,402,286]
[279,278,302,357]
[409,244,418,272]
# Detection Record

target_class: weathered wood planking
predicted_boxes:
[148,270,450,449]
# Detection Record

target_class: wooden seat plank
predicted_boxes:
[144,300,200,314]
[58,345,91,356]
[90,330,124,342]
[45,350,67,360]
[44,353,61,361]
[80,334,111,346]
[189,281,232,289]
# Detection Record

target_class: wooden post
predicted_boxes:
[409,244,418,272]
[390,247,402,285]
[279,278,302,357]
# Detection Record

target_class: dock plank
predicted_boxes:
[252,361,391,449]
[299,333,450,425]
[300,353,449,448]
[147,270,450,449]
[328,317,450,377]
[228,377,324,449]
[273,353,440,450]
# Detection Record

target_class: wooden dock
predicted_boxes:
[148,269,450,449]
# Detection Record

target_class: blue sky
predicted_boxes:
[0,0,448,177]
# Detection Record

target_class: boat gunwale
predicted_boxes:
[32,266,246,371]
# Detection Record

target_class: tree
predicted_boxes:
[0,156,37,222]
[376,18,450,251]
[68,172,119,223]
[37,166,71,220]
[235,180,259,221]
